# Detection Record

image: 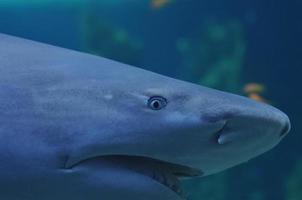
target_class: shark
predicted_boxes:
[0,33,290,200]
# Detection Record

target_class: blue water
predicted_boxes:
[0,1,301,199]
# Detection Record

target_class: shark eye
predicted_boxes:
[148,96,167,110]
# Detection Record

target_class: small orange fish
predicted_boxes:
[244,83,268,103]
[248,93,267,103]
[244,83,265,94]
[151,0,171,9]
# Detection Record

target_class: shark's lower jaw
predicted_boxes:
[70,155,203,198]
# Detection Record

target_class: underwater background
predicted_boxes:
[0,1,300,200]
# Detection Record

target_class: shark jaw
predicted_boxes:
[67,155,204,199]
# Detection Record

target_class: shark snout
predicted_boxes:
[190,99,291,176]
[215,100,291,146]
[199,93,291,147]
[279,115,291,137]
[245,102,291,139]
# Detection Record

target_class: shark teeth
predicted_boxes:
[74,155,201,199]
[151,169,185,198]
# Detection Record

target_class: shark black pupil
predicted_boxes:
[148,96,167,110]
[153,101,160,109]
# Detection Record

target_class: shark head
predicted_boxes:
[61,62,290,199]
[0,34,291,200]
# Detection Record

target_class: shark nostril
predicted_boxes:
[280,122,290,138]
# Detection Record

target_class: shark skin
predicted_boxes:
[0,33,290,200]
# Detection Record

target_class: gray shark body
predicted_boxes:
[0,34,290,200]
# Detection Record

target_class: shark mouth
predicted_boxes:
[80,155,204,198]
